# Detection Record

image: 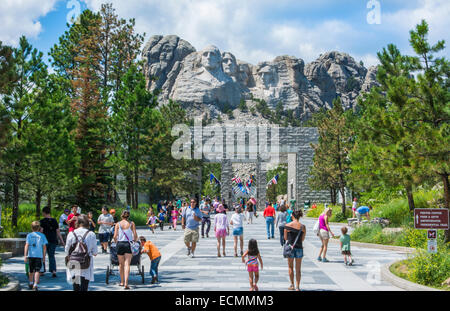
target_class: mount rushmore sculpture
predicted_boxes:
[143,35,377,119]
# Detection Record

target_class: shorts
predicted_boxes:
[233,227,243,236]
[342,250,352,255]
[117,241,132,255]
[215,228,227,238]
[184,228,199,243]
[356,212,362,221]
[247,264,259,272]
[246,211,254,219]
[28,257,42,273]
[288,248,304,259]
[319,229,330,240]
[99,232,110,243]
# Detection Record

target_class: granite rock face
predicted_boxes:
[143,35,378,120]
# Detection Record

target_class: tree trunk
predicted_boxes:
[35,187,42,220]
[134,168,139,209]
[440,173,449,243]
[47,195,52,210]
[406,185,415,211]
[126,175,131,207]
[340,187,346,214]
[12,174,19,227]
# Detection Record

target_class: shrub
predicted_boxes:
[408,249,450,288]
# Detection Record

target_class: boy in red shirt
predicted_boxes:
[140,236,161,284]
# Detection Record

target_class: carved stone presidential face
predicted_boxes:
[257,65,276,87]
[201,45,221,71]
[221,52,237,76]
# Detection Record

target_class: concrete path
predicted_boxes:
[1,213,407,291]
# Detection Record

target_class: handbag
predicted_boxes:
[120,224,140,256]
[283,225,303,258]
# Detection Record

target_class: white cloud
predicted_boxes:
[382,0,450,44]
[0,0,60,45]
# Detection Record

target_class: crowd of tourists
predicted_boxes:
[22,196,367,291]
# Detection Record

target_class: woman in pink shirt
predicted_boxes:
[214,204,229,257]
[317,207,335,262]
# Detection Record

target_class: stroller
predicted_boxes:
[105,243,145,284]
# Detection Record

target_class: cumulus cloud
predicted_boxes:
[382,0,450,43]
[0,0,60,45]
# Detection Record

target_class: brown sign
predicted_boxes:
[414,208,449,229]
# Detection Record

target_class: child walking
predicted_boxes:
[140,236,161,284]
[171,207,179,230]
[157,210,166,231]
[242,239,263,291]
[146,211,158,234]
[340,226,353,266]
[24,221,48,291]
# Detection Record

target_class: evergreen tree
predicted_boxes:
[109,64,159,209]
[309,97,353,213]
[0,36,47,226]
[22,74,78,218]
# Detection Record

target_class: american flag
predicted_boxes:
[232,177,242,184]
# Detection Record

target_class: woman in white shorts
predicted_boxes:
[317,207,335,262]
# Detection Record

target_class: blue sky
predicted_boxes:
[1,0,449,67]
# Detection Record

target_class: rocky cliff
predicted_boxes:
[143,35,378,122]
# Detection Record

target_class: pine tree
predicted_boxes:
[0,37,47,226]
[109,64,159,209]
[309,97,353,213]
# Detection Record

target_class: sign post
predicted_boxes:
[414,208,449,254]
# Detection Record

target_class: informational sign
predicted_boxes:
[414,208,449,229]
[427,239,437,254]
[427,229,437,239]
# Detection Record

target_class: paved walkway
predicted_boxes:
[1,213,407,291]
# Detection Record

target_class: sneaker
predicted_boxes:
[202,235,205,238]
[28,284,33,290]
[32,287,38,291]
[190,253,195,258]
[206,234,209,238]
[344,262,348,266]
[52,272,57,278]
[187,247,191,256]
[317,256,322,261]
[271,236,274,239]
[322,258,329,263]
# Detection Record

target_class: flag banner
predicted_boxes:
[267,174,279,186]
[232,176,242,184]
[210,173,221,186]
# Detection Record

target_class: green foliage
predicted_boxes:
[350,224,400,245]
[238,99,248,112]
[309,97,353,212]
[306,203,352,223]
[266,164,287,203]
[408,250,450,287]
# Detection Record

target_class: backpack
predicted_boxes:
[65,230,91,270]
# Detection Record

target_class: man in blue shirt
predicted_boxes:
[182,198,202,258]
[356,205,373,222]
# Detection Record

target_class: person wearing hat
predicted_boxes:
[181,198,203,258]
[214,204,229,257]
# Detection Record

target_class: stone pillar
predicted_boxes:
[256,159,267,211]
[287,153,297,204]
[221,160,233,205]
